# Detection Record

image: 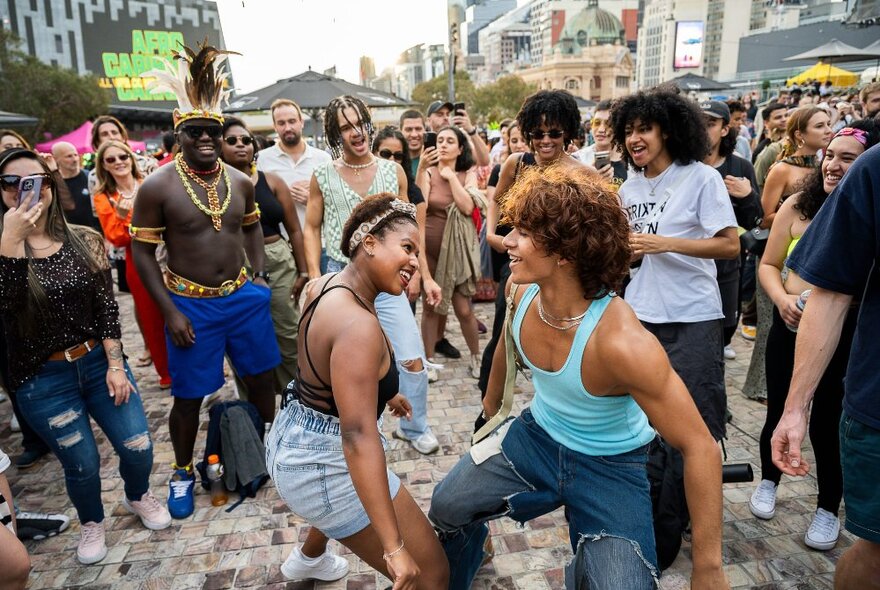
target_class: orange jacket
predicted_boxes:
[93,191,132,249]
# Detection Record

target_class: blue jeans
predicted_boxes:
[327,259,431,438]
[429,409,658,589]
[15,346,153,524]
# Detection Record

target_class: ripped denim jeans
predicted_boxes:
[429,408,659,589]
[15,346,153,524]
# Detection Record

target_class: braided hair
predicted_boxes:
[324,95,374,159]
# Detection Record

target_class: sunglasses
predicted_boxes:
[180,125,223,140]
[224,135,254,146]
[0,173,52,192]
[528,129,565,140]
[378,149,405,162]
[591,118,610,129]
[103,153,131,165]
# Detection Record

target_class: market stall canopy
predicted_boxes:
[787,62,860,87]
[783,39,871,64]
[666,73,732,92]
[225,70,414,113]
[0,111,39,127]
[35,121,146,154]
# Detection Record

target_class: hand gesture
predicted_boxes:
[597,163,614,182]
[38,152,58,172]
[438,165,455,181]
[290,181,309,205]
[775,294,803,329]
[422,278,442,308]
[107,367,134,406]
[723,175,752,198]
[166,309,196,347]
[386,546,420,590]
[419,146,440,169]
[387,394,412,420]
[451,109,474,134]
[630,233,670,257]
[771,409,811,476]
[2,201,43,244]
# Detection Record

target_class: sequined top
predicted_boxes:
[0,232,121,391]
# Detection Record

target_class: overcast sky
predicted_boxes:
[214,0,450,94]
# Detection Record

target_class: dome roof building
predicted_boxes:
[555,0,625,56]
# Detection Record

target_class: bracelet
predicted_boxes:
[382,540,405,561]
[107,366,124,373]
[298,272,309,278]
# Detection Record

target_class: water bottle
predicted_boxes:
[207,454,227,507]
[786,289,812,333]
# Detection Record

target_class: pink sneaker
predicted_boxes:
[77,521,107,565]
[123,490,172,530]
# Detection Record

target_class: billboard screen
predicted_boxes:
[673,21,704,69]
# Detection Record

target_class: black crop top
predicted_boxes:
[291,279,398,419]
[254,172,285,238]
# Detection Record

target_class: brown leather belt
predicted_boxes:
[48,339,99,362]
[165,267,249,298]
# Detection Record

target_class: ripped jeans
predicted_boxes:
[15,346,153,524]
[429,408,658,589]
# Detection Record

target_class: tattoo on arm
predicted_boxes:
[106,340,124,362]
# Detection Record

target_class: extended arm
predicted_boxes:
[268,172,308,297]
[304,174,325,279]
[759,164,787,228]
[758,198,804,327]
[443,169,478,215]
[240,181,266,279]
[487,156,519,253]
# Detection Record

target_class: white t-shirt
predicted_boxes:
[256,143,332,228]
[0,446,11,532]
[619,161,737,324]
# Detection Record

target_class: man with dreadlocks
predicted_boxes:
[131,44,281,521]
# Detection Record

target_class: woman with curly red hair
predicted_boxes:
[429,165,727,589]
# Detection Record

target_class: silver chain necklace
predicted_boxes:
[646,164,672,196]
[537,300,584,331]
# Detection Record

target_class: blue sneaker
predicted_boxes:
[167,468,195,519]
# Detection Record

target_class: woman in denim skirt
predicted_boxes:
[266,195,448,588]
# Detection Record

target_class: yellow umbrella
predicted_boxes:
[787,62,859,87]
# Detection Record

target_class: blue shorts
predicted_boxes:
[840,411,880,543]
[166,281,281,398]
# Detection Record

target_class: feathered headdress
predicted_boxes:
[141,39,240,128]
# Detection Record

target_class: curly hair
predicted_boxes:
[94,140,143,197]
[340,192,418,259]
[609,90,710,170]
[516,90,581,147]
[435,126,475,172]
[794,117,880,220]
[778,106,825,159]
[500,165,631,299]
[324,95,374,160]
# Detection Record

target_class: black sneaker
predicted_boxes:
[15,511,70,540]
[435,338,461,359]
[14,448,49,469]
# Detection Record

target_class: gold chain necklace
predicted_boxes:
[174,154,232,231]
[536,300,583,331]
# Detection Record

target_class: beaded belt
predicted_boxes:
[48,339,99,362]
[165,267,249,298]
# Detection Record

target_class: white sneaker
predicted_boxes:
[469,354,481,380]
[393,427,440,454]
[123,490,172,530]
[723,345,736,360]
[804,508,840,551]
[426,358,439,383]
[749,479,777,520]
[10,413,20,432]
[280,546,349,581]
[77,521,108,565]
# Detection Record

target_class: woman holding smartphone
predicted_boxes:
[93,140,171,390]
[0,148,170,565]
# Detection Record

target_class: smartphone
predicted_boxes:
[594,151,610,170]
[17,175,43,211]
[453,102,466,115]
[423,132,437,150]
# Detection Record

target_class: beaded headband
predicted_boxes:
[348,199,417,254]
[833,127,868,146]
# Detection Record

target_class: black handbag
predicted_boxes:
[741,226,769,256]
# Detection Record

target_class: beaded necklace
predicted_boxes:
[174,153,232,231]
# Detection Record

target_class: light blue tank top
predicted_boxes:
[513,284,656,456]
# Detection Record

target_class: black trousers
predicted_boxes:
[759,307,857,514]
[477,261,511,398]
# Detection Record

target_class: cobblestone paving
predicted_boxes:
[0,291,851,589]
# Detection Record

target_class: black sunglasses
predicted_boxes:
[224,135,254,146]
[378,149,405,162]
[180,125,223,140]
[103,153,131,165]
[528,129,565,140]
[0,173,52,192]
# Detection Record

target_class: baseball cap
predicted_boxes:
[700,100,730,123]
[427,101,454,116]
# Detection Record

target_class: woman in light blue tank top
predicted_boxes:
[429,165,728,589]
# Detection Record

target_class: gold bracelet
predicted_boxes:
[382,540,405,561]
[107,366,124,372]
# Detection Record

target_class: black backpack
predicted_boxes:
[195,401,269,512]
[646,436,689,570]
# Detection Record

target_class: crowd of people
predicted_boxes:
[1,40,879,588]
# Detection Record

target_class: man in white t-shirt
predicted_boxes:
[613,90,739,442]
[256,99,332,230]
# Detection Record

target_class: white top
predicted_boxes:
[256,143,332,227]
[619,161,737,324]
[573,144,596,166]
[0,446,10,532]
[0,446,9,474]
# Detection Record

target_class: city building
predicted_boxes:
[518,0,634,100]
[461,0,518,55]
[476,2,534,84]
[635,0,709,88]
[703,0,750,80]
[391,44,446,100]
[359,56,377,86]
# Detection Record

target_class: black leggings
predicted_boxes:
[478,261,511,398]
[759,306,857,514]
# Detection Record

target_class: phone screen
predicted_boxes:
[423,132,437,149]
[17,175,42,211]
[454,102,466,115]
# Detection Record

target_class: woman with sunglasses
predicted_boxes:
[418,125,484,379]
[93,140,172,390]
[0,148,170,565]
[220,116,308,394]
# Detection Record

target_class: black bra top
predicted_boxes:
[292,279,398,419]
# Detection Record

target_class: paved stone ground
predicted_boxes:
[0,290,851,589]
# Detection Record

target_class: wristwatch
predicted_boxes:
[467,128,478,136]
[253,271,270,283]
